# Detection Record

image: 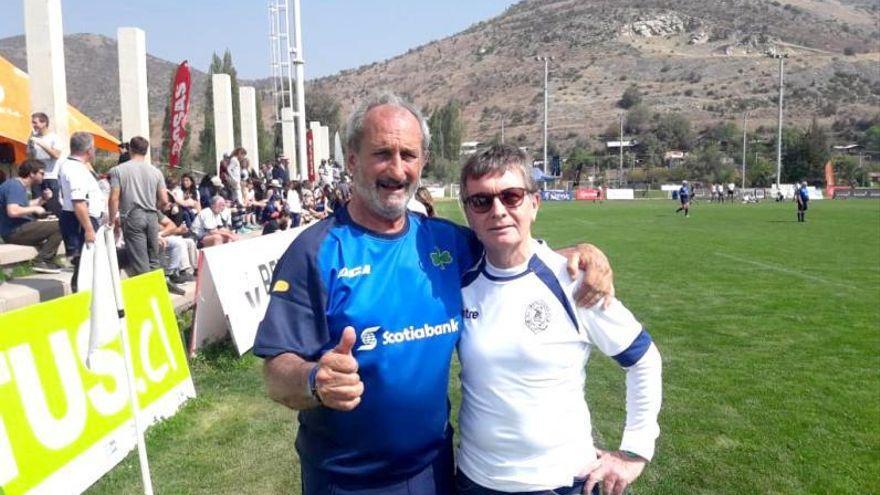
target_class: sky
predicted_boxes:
[0,0,518,80]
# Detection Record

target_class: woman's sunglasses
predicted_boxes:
[463,187,534,214]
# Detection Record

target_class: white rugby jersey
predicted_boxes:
[457,239,662,492]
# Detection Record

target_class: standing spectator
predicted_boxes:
[285,181,303,228]
[191,196,238,247]
[26,112,62,200]
[796,180,809,223]
[727,182,735,201]
[0,160,63,273]
[228,147,246,205]
[58,132,105,292]
[337,174,352,203]
[272,157,289,184]
[107,136,168,279]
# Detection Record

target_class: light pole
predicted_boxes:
[742,112,748,189]
[619,113,624,188]
[536,56,553,174]
[774,53,787,189]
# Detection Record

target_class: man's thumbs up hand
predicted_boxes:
[315,327,363,411]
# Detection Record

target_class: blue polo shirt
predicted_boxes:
[254,206,481,483]
[0,179,32,238]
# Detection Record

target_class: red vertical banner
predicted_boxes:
[306,129,315,182]
[168,61,192,168]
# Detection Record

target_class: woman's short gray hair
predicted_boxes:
[459,144,537,199]
[345,92,431,154]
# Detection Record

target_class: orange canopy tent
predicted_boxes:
[0,54,120,164]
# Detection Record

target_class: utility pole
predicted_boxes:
[537,56,553,174]
[501,115,505,145]
[775,55,785,189]
[619,113,624,188]
[742,112,748,189]
[292,0,308,180]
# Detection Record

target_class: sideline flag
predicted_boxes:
[82,226,155,495]
[83,226,122,367]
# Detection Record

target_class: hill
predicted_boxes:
[309,0,880,150]
[1,0,878,162]
[0,33,271,159]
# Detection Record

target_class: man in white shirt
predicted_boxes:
[27,112,62,209]
[191,196,238,247]
[228,148,245,205]
[457,145,662,495]
[58,132,106,292]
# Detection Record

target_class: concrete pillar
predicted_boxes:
[319,125,330,164]
[239,86,259,169]
[117,27,150,161]
[212,74,234,173]
[24,0,69,153]
[281,107,297,178]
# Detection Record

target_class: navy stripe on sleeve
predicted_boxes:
[612,329,653,367]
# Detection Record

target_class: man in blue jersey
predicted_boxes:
[796,180,809,222]
[675,180,691,217]
[253,93,614,495]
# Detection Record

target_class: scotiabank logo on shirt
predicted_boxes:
[356,318,460,351]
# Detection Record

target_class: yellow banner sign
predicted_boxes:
[0,270,195,495]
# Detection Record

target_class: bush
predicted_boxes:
[618,85,642,109]
[843,46,856,56]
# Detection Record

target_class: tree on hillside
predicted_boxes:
[197,53,223,171]
[833,156,868,187]
[654,113,694,151]
[618,85,642,109]
[425,100,465,181]
[222,50,242,148]
[254,90,275,165]
[861,124,880,151]
[304,88,342,136]
[196,50,243,170]
[781,119,829,183]
[625,104,652,135]
[748,154,775,187]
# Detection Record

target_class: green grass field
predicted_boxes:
[88,199,880,494]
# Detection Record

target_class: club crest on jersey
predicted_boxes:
[430,248,453,270]
[525,300,551,333]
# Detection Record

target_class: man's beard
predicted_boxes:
[352,170,417,221]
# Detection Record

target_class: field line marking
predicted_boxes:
[714,252,856,290]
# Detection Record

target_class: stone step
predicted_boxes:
[0,244,38,266]
[0,271,196,314]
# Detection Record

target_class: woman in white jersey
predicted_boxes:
[456,145,663,495]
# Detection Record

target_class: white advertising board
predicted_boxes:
[605,188,635,200]
[192,227,304,355]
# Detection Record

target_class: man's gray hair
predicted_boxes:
[69,132,94,155]
[459,144,537,199]
[345,92,431,154]
[211,195,225,207]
